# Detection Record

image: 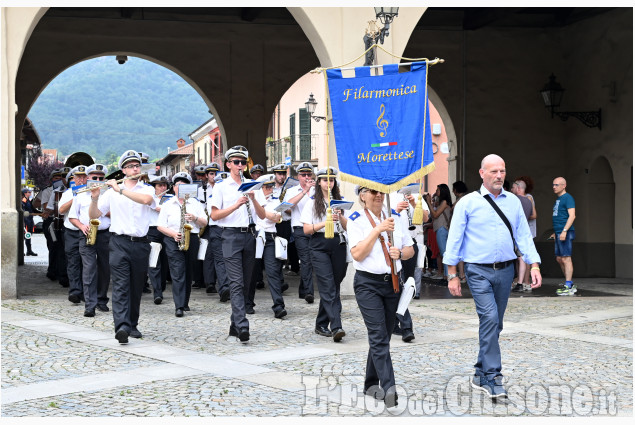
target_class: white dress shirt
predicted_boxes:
[272,185,291,221]
[157,196,205,234]
[289,185,315,228]
[347,208,414,274]
[58,188,76,230]
[69,192,111,230]
[96,181,156,237]
[210,177,258,228]
[255,193,281,233]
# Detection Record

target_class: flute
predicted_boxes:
[74,172,148,194]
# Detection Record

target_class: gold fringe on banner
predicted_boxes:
[339,161,436,195]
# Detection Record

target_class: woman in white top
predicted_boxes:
[301,167,348,342]
[347,185,415,408]
[157,172,207,317]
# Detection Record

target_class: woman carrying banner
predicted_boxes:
[301,167,348,342]
[347,185,414,408]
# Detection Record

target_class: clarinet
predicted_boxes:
[240,173,255,227]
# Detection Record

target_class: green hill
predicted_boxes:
[27,56,212,164]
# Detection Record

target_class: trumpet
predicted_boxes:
[404,193,416,231]
[335,210,347,246]
[74,172,148,194]
[86,219,100,246]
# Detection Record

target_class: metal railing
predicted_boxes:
[266,134,319,168]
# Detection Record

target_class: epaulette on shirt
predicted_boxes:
[349,211,360,221]
[391,209,401,217]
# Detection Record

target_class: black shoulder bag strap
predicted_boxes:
[480,192,523,258]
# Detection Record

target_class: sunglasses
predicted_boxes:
[92,177,105,181]
[364,189,383,196]
[298,173,312,177]
[231,160,247,166]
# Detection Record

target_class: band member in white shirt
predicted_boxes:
[210,145,266,343]
[348,185,415,408]
[201,162,225,296]
[252,174,287,318]
[57,167,84,303]
[147,175,171,305]
[157,172,207,317]
[248,164,265,291]
[286,162,316,303]
[89,150,155,344]
[301,167,349,342]
[69,164,111,317]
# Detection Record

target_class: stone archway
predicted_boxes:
[585,155,616,277]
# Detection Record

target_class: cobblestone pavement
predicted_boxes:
[1,261,632,417]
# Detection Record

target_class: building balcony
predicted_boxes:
[266,133,318,169]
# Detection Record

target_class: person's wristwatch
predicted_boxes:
[447,273,459,280]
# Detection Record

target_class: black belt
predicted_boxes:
[223,225,255,233]
[114,233,148,243]
[97,229,109,234]
[357,270,393,282]
[471,260,514,270]
[292,226,303,230]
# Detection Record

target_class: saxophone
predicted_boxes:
[178,194,193,251]
[86,219,100,246]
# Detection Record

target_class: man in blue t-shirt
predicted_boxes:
[551,177,576,295]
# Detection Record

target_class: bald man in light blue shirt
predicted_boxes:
[444,154,542,399]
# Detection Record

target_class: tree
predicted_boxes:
[27,148,64,191]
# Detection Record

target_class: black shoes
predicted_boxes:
[59,280,69,288]
[229,326,239,337]
[332,328,345,342]
[237,327,250,342]
[384,391,398,408]
[68,294,81,304]
[115,329,129,344]
[402,329,415,343]
[274,309,287,319]
[175,308,184,317]
[220,289,230,303]
[192,281,206,289]
[184,306,190,312]
[154,296,163,305]
[46,273,57,281]
[281,283,289,292]
[305,294,314,304]
[246,306,255,314]
[315,326,332,337]
[206,285,217,294]
[255,281,265,289]
[83,309,95,317]
[129,328,143,339]
[512,283,524,293]
[26,251,38,256]
[96,304,109,312]
[142,286,152,294]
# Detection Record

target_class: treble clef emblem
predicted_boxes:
[376,104,389,138]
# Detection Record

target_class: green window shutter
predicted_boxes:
[299,108,311,161]
[289,113,296,163]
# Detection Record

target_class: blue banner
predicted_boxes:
[326,62,435,192]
